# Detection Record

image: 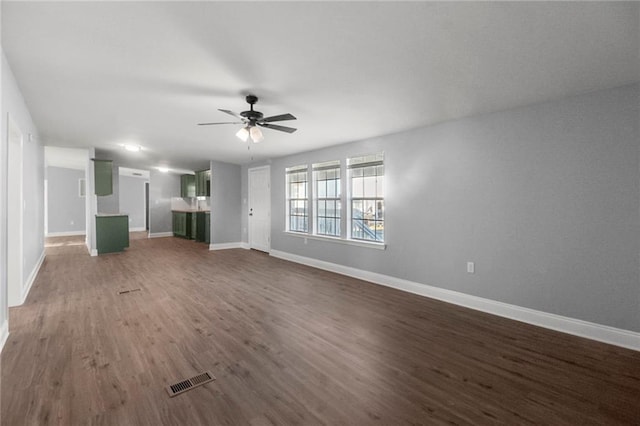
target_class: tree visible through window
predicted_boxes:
[313,161,341,237]
[286,165,308,232]
[348,153,384,242]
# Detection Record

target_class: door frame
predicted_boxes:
[248,165,271,252]
[7,115,24,307]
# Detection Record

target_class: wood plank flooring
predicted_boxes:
[2,235,639,425]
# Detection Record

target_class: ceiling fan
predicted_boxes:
[198,95,297,143]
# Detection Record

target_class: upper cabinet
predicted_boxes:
[180,174,196,198]
[94,159,113,196]
[195,169,211,197]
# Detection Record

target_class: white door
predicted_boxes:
[8,116,24,307]
[248,166,271,252]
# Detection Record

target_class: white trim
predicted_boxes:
[7,115,24,307]
[44,179,48,236]
[46,231,86,237]
[284,231,386,250]
[270,249,640,352]
[240,242,250,250]
[0,320,9,354]
[90,249,98,257]
[129,226,147,232]
[209,242,244,251]
[148,232,173,238]
[17,251,46,305]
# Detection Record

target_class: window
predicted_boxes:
[285,153,384,246]
[286,165,308,232]
[313,161,341,237]
[348,153,384,242]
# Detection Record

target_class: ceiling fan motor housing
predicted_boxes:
[241,95,263,124]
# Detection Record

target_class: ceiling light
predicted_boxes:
[250,126,264,143]
[157,167,169,173]
[236,127,249,142]
[123,144,141,152]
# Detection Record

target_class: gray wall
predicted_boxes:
[1,51,45,312]
[119,175,147,230]
[255,83,639,332]
[46,166,86,234]
[211,160,241,244]
[149,170,180,235]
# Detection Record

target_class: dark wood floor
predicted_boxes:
[2,236,639,425]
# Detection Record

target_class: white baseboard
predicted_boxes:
[270,249,640,352]
[0,320,8,354]
[240,242,250,250]
[46,231,85,237]
[149,232,173,238]
[130,227,147,232]
[209,242,244,251]
[90,249,98,257]
[16,250,46,306]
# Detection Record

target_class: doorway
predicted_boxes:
[145,182,150,231]
[7,116,24,307]
[248,166,271,252]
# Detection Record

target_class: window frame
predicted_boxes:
[283,152,385,248]
[312,160,341,238]
[347,153,384,243]
[285,165,309,233]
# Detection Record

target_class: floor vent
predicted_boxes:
[166,371,215,397]
[118,288,141,295]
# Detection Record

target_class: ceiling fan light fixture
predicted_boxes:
[236,126,250,142]
[250,126,264,143]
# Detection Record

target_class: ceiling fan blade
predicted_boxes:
[258,123,297,133]
[261,113,297,123]
[198,121,244,126]
[218,109,245,120]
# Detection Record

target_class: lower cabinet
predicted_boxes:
[205,212,210,244]
[96,215,129,254]
[195,212,210,243]
[172,212,188,238]
[173,211,209,243]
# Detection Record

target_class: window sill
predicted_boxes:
[283,231,386,250]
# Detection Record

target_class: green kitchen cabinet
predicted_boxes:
[93,159,113,196]
[195,169,211,197]
[180,174,196,198]
[204,212,210,244]
[195,212,210,243]
[190,212,197,240]
[96,215,129,254]
[172,212,187,238]
[173,211,195,239]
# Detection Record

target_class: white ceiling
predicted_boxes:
[3,2,639,170]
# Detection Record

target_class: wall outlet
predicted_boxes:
[467,262,475,274]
